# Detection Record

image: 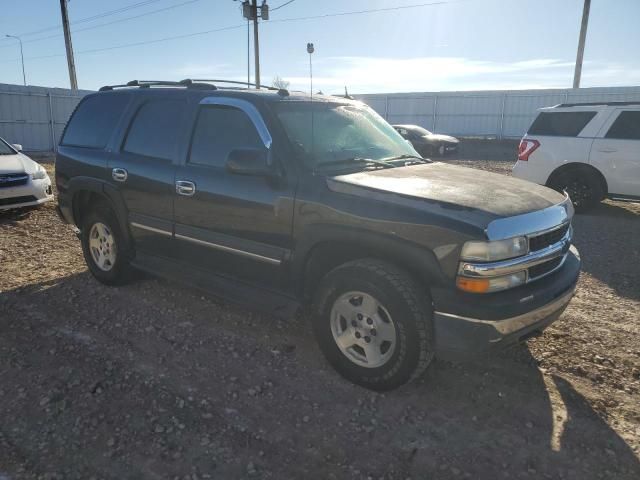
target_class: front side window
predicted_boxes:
[123,99,185,160]
[62,93,129,149]
[188,105,264,168]
[273,102,417,170]
[605,111,640,140]
[528,111,596,137]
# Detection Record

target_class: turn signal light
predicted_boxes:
[456,277,490,293]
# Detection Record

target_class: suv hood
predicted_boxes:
[328,162,565,227]
[0,153,38,175]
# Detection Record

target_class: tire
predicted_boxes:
[548,168,604,213]
[437,144,446,156]
[311,259,434,391]
[80,206,132,285]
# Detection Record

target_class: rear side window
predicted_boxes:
[528,111,596,137]
[188,105,263,168]
[123,99,185,160]
[62,94,129,148]
[605,111,640,140]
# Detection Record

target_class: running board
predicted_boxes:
[131,252,301,319]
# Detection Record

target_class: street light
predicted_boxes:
[5,34,26,86]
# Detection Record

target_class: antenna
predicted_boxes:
[307,42,315,166]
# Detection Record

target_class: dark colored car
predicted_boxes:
[56,80,580,391]
[393,124,459,157]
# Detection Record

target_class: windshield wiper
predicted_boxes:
[382,154,429,164]
[314,157,394,172]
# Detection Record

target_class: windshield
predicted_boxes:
[0,138,16,155]
[273,102,419,170]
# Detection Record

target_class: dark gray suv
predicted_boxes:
[56,80,580,390]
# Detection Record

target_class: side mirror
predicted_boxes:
[226,148,272,176]
[12,144,23,152]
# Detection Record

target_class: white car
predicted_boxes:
[513,102,640,212]
[0,137,53,211]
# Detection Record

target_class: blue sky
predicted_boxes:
[0,0,638,93]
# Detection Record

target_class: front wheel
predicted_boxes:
[311,259,434,391]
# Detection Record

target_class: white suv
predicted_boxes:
[513,102,640,212]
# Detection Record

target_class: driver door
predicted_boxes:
[172,98,296,288]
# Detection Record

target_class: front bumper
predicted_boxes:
[0,176,53,210]
[432,245,580,360]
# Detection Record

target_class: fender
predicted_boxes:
[65,176,133,248]
[292,224,450,295]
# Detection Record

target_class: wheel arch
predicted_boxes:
[68,177,133,250]
[546,162,608,197]
[294,228,449,301]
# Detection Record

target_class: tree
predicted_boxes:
[272,75,290,90]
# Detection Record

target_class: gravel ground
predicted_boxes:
[0,157,639,480]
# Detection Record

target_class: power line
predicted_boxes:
[0,0,201,49]
[271,0,296,11]
[268,0,460,24]
[1,0,164,41]
[0,0,463,65]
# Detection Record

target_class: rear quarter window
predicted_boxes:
[62,94,129,149]
[605,111,640,140]
[528,111,596,137]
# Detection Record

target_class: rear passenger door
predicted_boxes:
[591,109,640,198]
[172,97,295,289]
[109,96,187,256]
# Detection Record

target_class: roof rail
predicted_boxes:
[191,78,289,96]
[98,79,217,92]
[555,101,640,108]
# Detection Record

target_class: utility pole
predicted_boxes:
[572,0,591,89]
[252,0,261,88]
[5,35,26,86]
[60,0,78,90]
[241,1,268,89]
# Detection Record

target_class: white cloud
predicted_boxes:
[175,56,640,94]
[277,56,640,94]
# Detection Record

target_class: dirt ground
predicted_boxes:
[1,155,639,480]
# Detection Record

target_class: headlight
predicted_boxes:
[31,165,47,180]
[460,236,528,262]
[456,271,526,293]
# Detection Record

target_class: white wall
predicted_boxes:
[0,83,92,152]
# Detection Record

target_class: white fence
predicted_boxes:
[2,83,640,151]
[355,86,640,139]
[0,83,91,152]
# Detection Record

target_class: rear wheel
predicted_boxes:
[311,259,434,391]
[548,169,604,213]
[81,207,132,285]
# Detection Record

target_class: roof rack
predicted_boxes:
[99,79,216,92]
[555,101,640,108]
[98,78,290,96]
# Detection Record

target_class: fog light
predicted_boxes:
[457,271,526,293]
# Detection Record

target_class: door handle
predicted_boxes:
[175,180,196,196]
[112,168,128,182]
[596,148,617,153]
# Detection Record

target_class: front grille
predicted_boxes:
[528,256,563,279]
[0,195,37,206]
[0,173,29,188]
[529,224,570,252]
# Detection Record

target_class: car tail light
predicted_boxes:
[518,139,540,161]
